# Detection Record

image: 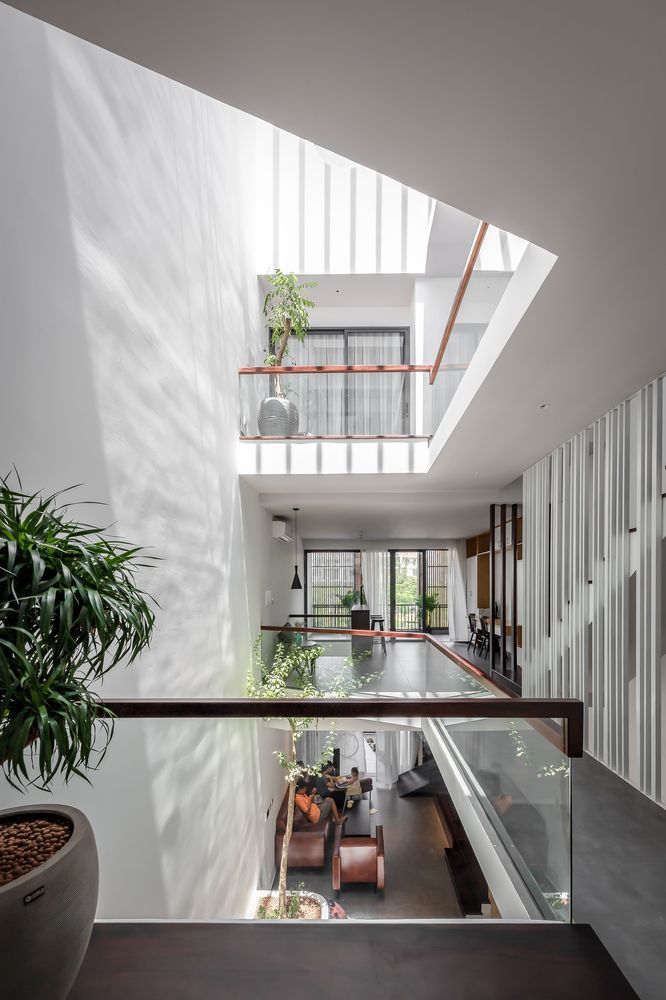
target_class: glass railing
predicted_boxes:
[82,692,577,925]
[431,715,571,921]
[239,367,432,439]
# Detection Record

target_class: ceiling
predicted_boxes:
[259,273,419,309]
[261,481,523,540]
[9,1,666,536]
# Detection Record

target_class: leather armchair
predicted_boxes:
[274,788,332,869]
[332,824,384,895]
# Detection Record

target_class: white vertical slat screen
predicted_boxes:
[523,374,665,805]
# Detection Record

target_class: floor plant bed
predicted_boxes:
[252,889,329,920]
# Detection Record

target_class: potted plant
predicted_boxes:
[418,590,439,632]
[337,590,360,612]
[0,477,156,1000]
[247,638,378,919]
[258,269,317,437]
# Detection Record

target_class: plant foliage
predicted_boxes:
[248,636,379,916]
[0,476,157,789]
[263,269,317,368]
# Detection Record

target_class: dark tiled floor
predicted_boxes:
[276,785,462,919]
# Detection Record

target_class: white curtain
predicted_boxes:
[447,539,468,641]
[375,730,419,787]
[347,332,405,434]
[297,728,331,767]
[288,332,345,434]
[361,549,390,622]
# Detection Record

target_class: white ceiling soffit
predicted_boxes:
[259,482,523,541]
[9,0,666,484]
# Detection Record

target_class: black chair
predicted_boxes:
[371,615,387,655]
[478,617,491,658]
[467,613,485,655]
[467,613,478,650]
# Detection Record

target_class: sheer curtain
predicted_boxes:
[347,332,405,435]
[447,539,468,641]
[361,549,390,622]
[297,728,331,766]
[287,332,345,434]
[376,731,419,787]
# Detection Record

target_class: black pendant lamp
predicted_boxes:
[291,507,302,590]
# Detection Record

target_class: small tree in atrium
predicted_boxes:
[248,637,377,918]
[263,270,316,396]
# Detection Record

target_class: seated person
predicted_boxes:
[337,766,363,804]
[314,763,346,811]
[294,778,347,825]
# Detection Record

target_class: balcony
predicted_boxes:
[63,635,638,998]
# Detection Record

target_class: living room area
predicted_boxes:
[268,727,473,920]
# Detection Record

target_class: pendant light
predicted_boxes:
[291,507,302,590]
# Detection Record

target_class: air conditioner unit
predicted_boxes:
[272,518,293,543]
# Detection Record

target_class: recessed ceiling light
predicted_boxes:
[538,403,550,410]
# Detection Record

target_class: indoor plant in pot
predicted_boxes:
[258,269,317,437]
[418,590,439,632]
[0,477,156,1000]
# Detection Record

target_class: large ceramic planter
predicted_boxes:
[249,889,329,920]
[257,396,299,436]
[0,804,98,1000]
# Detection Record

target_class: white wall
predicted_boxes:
[0,5,289,917]
[308,306,411,330]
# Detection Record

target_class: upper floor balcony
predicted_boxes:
[238,224,556,479]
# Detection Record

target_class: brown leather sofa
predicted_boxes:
[274,787,332,869]
[332,824,385,895]
[274,777,375,870]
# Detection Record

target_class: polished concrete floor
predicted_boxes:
[276,785,462,919]
[316,639,666,998]
[573,754,666,1000]
[314,637,488,696]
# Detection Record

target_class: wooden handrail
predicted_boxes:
[239,434,431,441]
[239,364,431,375]
[102,697,583,758]
[429,221,489,384]
[238,364,470,376]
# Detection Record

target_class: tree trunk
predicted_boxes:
[278,778,296,918]
[273,318,292,398]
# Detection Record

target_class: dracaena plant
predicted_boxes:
[0,476,156,790]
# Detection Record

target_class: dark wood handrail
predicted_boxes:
[429,220,489,384]
[102,697,583,758]
[239,434,431,441]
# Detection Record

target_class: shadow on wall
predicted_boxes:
[0,5,275,919]
[0,8,168,915]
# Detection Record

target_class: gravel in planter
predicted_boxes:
[256,893,322,919]
[0,816,72,886]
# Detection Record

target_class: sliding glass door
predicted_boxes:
[390,549,449,633]
[391,551,423,631]
[279,328,409,435]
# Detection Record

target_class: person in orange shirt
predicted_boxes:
[294,779,347,825]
